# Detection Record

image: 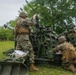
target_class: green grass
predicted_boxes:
[0,41,14,60]
[0,41,76,75]
[29,65,76,75]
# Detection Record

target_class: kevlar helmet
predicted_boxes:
[58,36,66,43]
[19,11,27,18]
[73,27,76,33]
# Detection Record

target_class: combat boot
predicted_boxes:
[67,64,76,72]
[30,63,39,71]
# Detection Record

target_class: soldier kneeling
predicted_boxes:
[53,36,76,72]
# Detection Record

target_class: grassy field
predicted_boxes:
[0,41,14,60]
[0,41,76,75]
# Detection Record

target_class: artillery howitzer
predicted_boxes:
[3,15,76,67]
[2,14,76,75]
[30,20,76,65]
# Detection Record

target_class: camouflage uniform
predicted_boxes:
[53,36,76,72]
[69,27,76,36]
[16,34,34,63]
[14,12,39,71]
[14,12,34,63]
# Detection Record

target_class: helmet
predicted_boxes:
[19,11,27,18]
[58,36,66,43]
[73,27,76,32]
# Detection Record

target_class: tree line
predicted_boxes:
[0,0,76,41]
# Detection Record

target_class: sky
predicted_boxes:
[0,0,75,26]
[0,0,31,26]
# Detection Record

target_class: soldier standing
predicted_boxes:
[53,36,76,72]
[14,11,39,71]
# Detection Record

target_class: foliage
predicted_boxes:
[0,19,17,41]
[0,27,14,41]
[24,0,76,33]
[0,27,6,40]
[0,41,14,60]
[6,19,18,27]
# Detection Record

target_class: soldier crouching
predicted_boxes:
[53,36,76,72]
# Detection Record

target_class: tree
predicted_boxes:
[0,26,14,41]
[24,0,76,33]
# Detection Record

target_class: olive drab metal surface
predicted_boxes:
[30,26,58,59]
[3,15,76,66]
[2,49,29,75]
[29,15,59,60]
[0,61,28,75]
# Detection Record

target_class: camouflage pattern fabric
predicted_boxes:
[53,42,76,68]
[16,34,34,63]
[14,16,34,64]
[69,27,76,36]
[69,32,76,36]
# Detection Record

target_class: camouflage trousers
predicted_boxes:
[16,34,34,63]
[62,61,71,68]
[62,59,76,69]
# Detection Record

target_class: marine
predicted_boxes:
[14,11,39,71]
[53,36,76,72]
